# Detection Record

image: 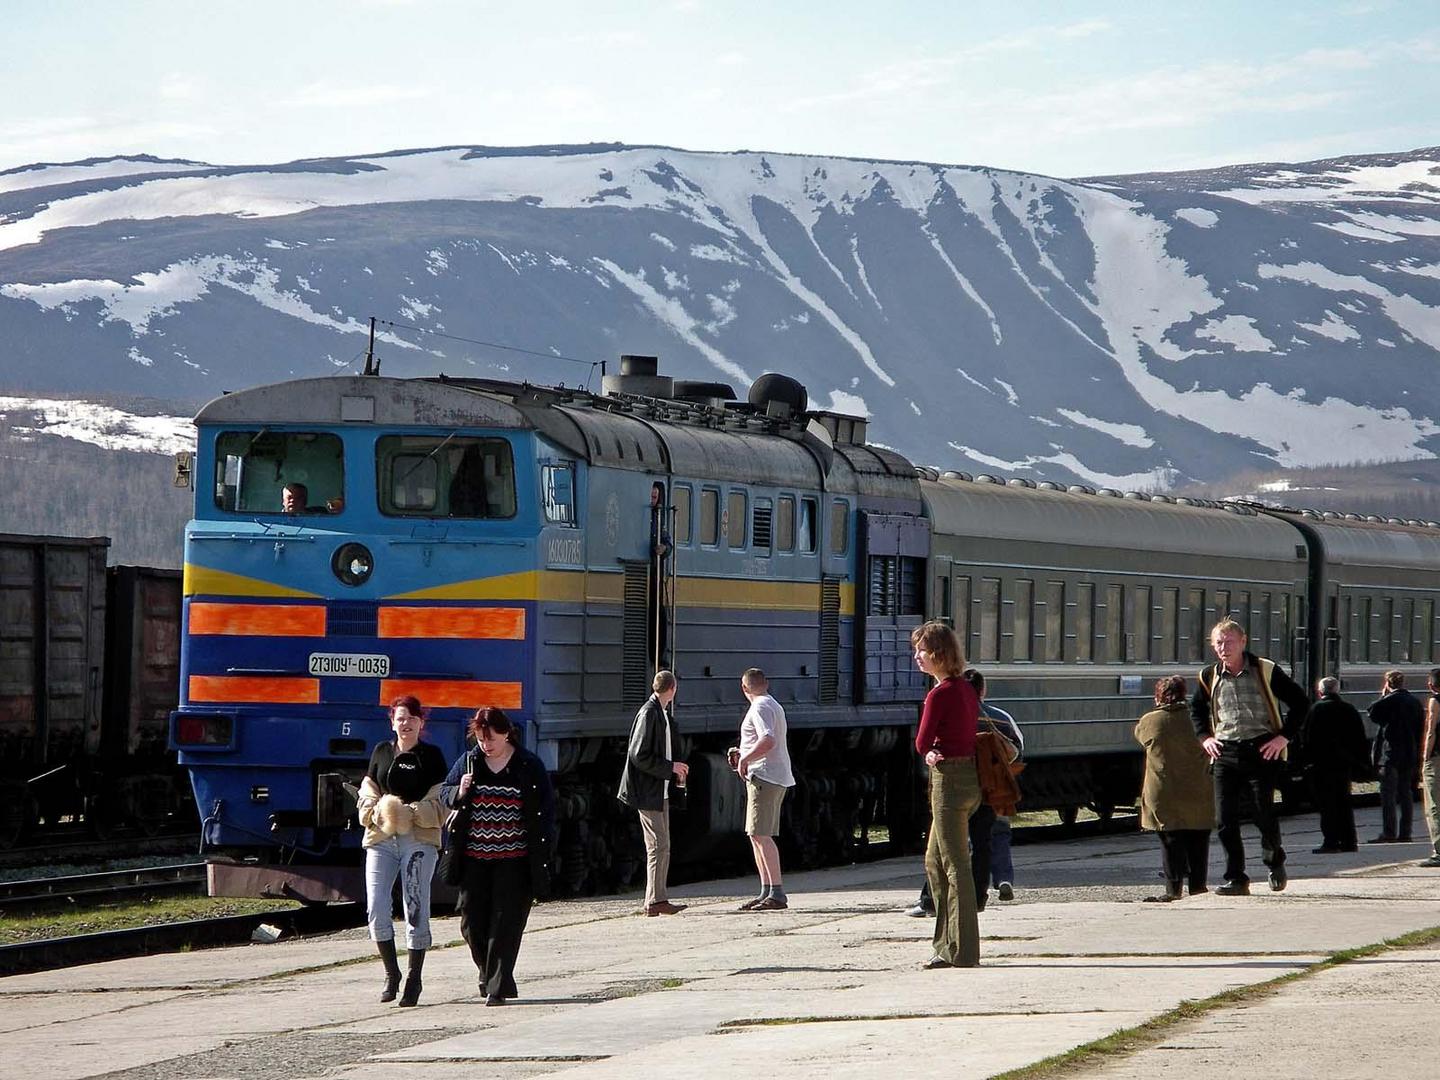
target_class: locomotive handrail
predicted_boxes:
[225,667,305,675]
[384,537,526,547]
[190,533,319,543]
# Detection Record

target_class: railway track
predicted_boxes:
[0,834,200,873]
[0,863,207,909]
[0,903,366,978]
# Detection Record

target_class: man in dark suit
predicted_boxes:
[616,670,689,915]
[1301,677,1368,853]
[1368,670,1424,843]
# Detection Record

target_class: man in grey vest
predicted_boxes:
[1191,618,1309,895]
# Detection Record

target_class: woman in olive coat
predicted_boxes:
[1134,675,1215,901]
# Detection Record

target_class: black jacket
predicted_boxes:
[1299,693,1368,776]
[1369,688,1424,771]
[441,746,557,898]
[616,694,677,811]
[1191,651,1310,742]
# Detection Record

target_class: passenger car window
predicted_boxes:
[214,430,344,514]
[798,498,818,553]
[377,435,515,518]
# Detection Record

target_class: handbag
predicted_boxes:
[975,718,1022,815]
[438,752,475,886]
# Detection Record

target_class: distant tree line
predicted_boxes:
[0,419,190,567]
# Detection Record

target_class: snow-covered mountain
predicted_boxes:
[2,143,1438,488]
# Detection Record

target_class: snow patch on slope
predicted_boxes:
[0,395,193,454]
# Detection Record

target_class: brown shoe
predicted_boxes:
[752,896,788,911]
[646,900,686,916]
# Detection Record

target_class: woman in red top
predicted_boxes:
[912,620,982,968]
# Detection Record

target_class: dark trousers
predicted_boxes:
[917,802,995,912]
[1157,830,1211,893]
[460,857,534,998]
[1214,737,1285,884]
[1379,764,1414,840]
[1308,766,1357,850]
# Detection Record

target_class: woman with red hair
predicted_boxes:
[440,707,556,1006]
[356,695,449,1006]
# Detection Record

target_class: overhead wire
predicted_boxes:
[375,317,604,391]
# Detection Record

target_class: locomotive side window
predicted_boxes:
[798,498,818,553]
[541,463,575,524]
[699,488,720,545]
[727,490,747,548]
[829,500,849,554]
[673,486,692,545]
[377,436,515,518]
[214,430,344,514]
[776,496,795,552]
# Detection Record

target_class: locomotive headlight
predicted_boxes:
[332,542,374,586]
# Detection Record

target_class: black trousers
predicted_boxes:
[917,802,995,911]
[1379,763,1414,841]
[1157,830,1211,893]
[1214,737,1285,884]
[1308,766,1357,850]
[460,857,534,998]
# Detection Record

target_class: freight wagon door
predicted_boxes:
[856,513,930,704]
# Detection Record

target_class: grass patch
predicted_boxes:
[0,895,302,944]
[987,924,1440,1080]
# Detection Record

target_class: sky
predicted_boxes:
[2,1,1437,179]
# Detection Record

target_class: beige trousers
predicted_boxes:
[638,804,671,907]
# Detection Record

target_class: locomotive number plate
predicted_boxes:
[308,652,391,678]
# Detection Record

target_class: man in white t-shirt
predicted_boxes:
[731,668,796,911]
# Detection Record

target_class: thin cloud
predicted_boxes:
[281,82,433,108]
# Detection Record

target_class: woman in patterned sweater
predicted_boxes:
[441,707,556,1006]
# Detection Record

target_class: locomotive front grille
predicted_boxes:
[327,601,378,637]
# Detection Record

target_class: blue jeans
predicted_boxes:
[990,815,1014,886]
[365,834,438,950]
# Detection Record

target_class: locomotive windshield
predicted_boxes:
[377,435,516,518]
[213,430,344,514]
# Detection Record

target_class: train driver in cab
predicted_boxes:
[281,482,309,514]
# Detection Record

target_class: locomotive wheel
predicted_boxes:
[0,781,33,849]
[1058,805,1080,827]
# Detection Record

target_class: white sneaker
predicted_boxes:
[997,882,1014,901]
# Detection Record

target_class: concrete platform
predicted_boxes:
[3,805,1438,1080]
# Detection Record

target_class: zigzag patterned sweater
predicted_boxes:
[465,769,528,861]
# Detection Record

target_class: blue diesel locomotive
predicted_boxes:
[171,355,1440,900]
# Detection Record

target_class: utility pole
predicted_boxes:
[363,317,378,376]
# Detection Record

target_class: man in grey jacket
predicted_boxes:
[616,670,689,916]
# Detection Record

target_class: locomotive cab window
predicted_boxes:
[377,435,516,518]
[214,430,344,514]
[727,490,747,548]
[798,497,818,553]
[541,463,575,524]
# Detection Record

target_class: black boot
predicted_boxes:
[376,940,401,1003]
[398,949,425,1007]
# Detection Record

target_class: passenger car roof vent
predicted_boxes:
[1007,477,1035,488]
[1037,481,1064,491]
[974,474,1001,484]
[1068,484,1096,495]
[941,470,972,481]
[1096,487,1122,498]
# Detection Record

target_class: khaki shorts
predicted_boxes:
[745,777,787,837]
